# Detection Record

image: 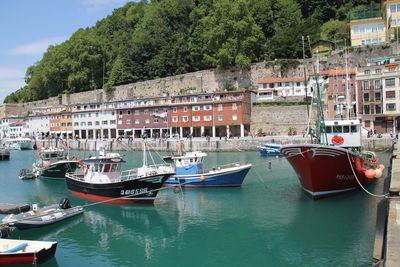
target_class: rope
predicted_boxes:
[346,151,389,198]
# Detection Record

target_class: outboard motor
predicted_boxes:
[59,198,71,209]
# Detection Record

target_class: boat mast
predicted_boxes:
[302,36,312,142]
[344,39,351,119]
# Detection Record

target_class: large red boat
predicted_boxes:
[280,119,381,199]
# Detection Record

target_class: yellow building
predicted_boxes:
[350,17,386,46]
[384,0,400,41]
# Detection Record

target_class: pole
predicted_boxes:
[302,36,311,141]
[344,39,351,119]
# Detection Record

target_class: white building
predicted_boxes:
[256,77,311,101]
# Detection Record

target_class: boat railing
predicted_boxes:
[202,162,244,173]
[120,163,174,181]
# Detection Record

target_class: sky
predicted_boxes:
[0,0,131,103]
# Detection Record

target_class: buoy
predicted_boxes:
[275,155,279,159]
[200,175,206,181]
[365,169,376,179]
[374,168,383,178]
[378,164,385,171]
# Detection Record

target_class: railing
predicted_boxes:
[202,162,245,174]
[120,163,174,181]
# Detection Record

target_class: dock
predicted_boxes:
[373,142,400,266]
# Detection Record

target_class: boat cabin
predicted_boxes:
[40,147,66,162]
[82,153,124,183]
[172,151,206,175]
[321,119,361,148]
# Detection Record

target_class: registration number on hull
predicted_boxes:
[120,188,148,196]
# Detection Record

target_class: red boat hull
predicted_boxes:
[0,242,57,265]
[280,144,373,199]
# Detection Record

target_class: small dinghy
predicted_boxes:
[2,198,84,230]
[0,239,57,265]
[0,203,31,214]
[18,169,38,180]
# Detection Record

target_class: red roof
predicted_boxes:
[258,77,306,84]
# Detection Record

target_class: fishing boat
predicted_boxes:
[32,147,80,179]
[2,198,83,230]
[280,120,381,199]
[164,151,252,187]
[2,138,35,150]
[280,44,381,199]
[258,143,282,156]
[0,239,57,265]
[0,147,10,160]
[65,143,175,204]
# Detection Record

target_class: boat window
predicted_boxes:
[111,164,118,172]
[333,126,342,133]
[343,126,350,133]
[99,164,104,172]
[351,126,358,133]
[325,126,332,133]
[104,164,111,172]
[94,164,99,172]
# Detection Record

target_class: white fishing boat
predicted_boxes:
[2,138,35,150]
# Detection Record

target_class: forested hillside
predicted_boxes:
[4,0,379,103]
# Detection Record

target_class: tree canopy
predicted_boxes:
[4,0,376,103]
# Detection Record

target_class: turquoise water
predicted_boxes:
[0,150,389,267]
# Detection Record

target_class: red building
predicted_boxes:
[116,90,254,138]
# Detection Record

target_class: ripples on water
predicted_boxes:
[0,150,389,267]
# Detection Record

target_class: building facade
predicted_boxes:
[256,77,310,101]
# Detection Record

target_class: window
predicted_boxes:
[154,117,159,123]
[110,120,116,125]
[81,122,86,126]
[192,106,200,111]
[182,97,187,103]
[192,116,200,122]
[343,126,350,133]
[163,117,168,123]
[182,116,189,122]
[173,107,178,113]
[183,106,188,112]
[325,126,332,133]
[364,105,370,115]
[375,105,382,114]
[144,109,149,114]
[363,80,370,90]
[127,111,131,115]
[135,110,140,115]
[204,115,212,121]
[364,70,370,75]
[119,111,123,115]
[232,103,237,110]
[363,93,370,101]
[218,104,223,111]
[376,69,382,74]
[385,78,395,87]
[74,122,79,126]
[163,108,168,113]
[88,122,93,126]
[374,80,381,90]
[102,121,108,125]
[145,119,150,124]
[218,115,223,121]
[333,125,342,133]
[204,105,212,111]
[135,119,140,124]
[375,92,381,101]
[386,91,396,99]
[386,103,396,111]
[126,120,131,125]
[232,114,237,121]
[172,116,178,123]
[95,121,100,126]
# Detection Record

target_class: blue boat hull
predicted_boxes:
[165,165,251,188]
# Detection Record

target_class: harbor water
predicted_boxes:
[0,150,390,267]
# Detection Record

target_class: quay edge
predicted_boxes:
[34,136,395,152]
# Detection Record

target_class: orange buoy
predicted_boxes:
[275,155,279,159]
[374,168,383,178]
[200,175,206,181]
[378,164,385,171]
[365,168,376,179]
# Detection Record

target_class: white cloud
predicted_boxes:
[81,0,128,8]
[7,36,67,56]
